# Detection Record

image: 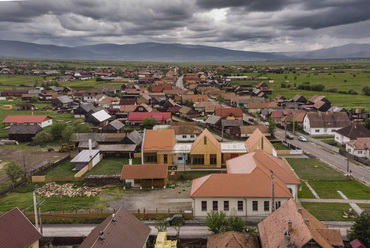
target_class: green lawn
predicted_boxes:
[357,204,370,212]
[298,181,315,199]
[273,142,291,150]
[301,202,357,221]
[309,180,370,200]
[41,160,77,177]
[84,158,142,176]
[286,158,346,181]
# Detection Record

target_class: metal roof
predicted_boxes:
[98,144,136,152]
[91,110,111,122]
[172,143,192,153]
[221,142,247,153]
[70,150,100,163]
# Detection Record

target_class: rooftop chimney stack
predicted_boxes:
[112,213,117,222]
[99,231,104,240]
[305,218,310,225]
[297,207,302,214]
[288,220,293,232]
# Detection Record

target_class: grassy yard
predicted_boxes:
[273,142,291,150]
[298,181,315,199]
[0,182,127,212]
[301,202,357,221]
[357,204,370,212]
[286,158,346,181]
[84,158,142,176]
[308,180,370,200]
[41,160,77,177]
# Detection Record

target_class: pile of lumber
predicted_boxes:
[35,182,102,198]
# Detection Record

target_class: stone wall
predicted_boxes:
[84,175,123,187]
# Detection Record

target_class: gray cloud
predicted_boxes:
[0,0,369,52]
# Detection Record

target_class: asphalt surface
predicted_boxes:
[275,129,370,186]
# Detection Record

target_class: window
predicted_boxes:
[190,135,195,138]
[358,151,363,154]
[224,201,229,211]
[264,201,269,212]
[213,201,218,211]
[204,137,207,144]
[252,201,258,211]
[182,135,187,138]
[238,201,243,211]
[164,154,168,163]
[145,154,157,163]
[202,201,207,211]
[275,201,281,209]
[315,129,320,133]
[192,155,204,165]
[210,154,217,165]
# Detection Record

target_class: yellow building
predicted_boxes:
[143,129,176,164]
[245,128,276,155]
[190,129,222,168]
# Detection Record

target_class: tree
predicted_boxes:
[154,216,169,232]
[31,95,38,102]
[206,210,247,234]
[363,119,370,130]
[33,130,53,144]
[347,211,370,247]
[50,122,67,140]
[362,86,370,96]
[216,93,224,102]
[4,161,24,188]
[143,117,158,128]
[171,216,184,239]
[268,116,276,135]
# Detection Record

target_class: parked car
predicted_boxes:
[286,134,294,140]
[263,122,269,126]
[165,214,184,226]
[298,136,307,142]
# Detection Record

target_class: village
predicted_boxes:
[0,61,370,248]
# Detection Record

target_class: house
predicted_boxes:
[227,150,300,200]
[128,112,171,125]
[169,122,202,141]
[79,207,151,248]
[179,106,199,118]
[190,167,292,218]
[207,231,259,248]
[205,115,222,129]
[194,101,220,115]
[0,208,42,248]
[102,119,125,133]
[346,137,370,158]
[70,148,101,170]
[136,94,151,105]
[121,164,168,189]
[15,104,35,111]
[309,95,331,112]
[133,103,152,112]
[192,94,208,102]
[143,129,176,164]
[85,110,111,128]
[119,99,137,106]
[8,125,42,141]
[52,95,73,109]
[258,199,343,248]
[245,128,276,156]
[119,130,142,147]
[303,112,351,136]
[235,97,265,108]
[2,115,53,128]
[215,108,243,120]
[163,98,177,109]
[291,94,307,103]
[335,124,370,145]
[231,125,270,139]
[73,103,99,118]
[247,102,278,114]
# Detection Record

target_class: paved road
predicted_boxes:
[275,129,370,186]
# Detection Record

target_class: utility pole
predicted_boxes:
[347,149,350,178]
[284,122,287,142]
[271,170,275,213]
[33,191,39,230]
[38,200,45,235]
[292,108,296,135]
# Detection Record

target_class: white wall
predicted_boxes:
[91,153,101,167]
[175,134,198,142]
[287,184,298,200]
[335,133,350,145]
[41,119,53,128]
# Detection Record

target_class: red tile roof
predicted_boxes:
[215,108,243,118]
[144,129,176,151]
[79,207,150,248]
[121,164,168,179]
[128,112,171,122]
[2,115,51,124]
[0,208,42,248]
[207,231,259,248]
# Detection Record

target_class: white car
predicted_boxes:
[298,136,307,142]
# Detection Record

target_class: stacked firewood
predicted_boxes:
[35,182,102,198]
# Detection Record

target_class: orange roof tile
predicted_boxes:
[258,199,343,248]
[207,231,259,248]
[245,128,273,151]
[121,164,168,179]
[144,129,175,151]
[190,168,291,198]
[191,128,221,151]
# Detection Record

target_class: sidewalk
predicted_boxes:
[300,198,370,204]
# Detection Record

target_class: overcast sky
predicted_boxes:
[1,0,370,52]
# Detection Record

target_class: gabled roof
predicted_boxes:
[245,128,273,152]
[128,112,171,122]
[121,164,168,179]
[72,133,126,143]
[91,110,112,122]
[335,124,370,139]
[71,150,100,163]
[305,112,351,128]
[191,128,221,151]
[346,137,370,150]
[205,115,221,125]
[190,168,291,198]
[207,231,259,248]
[119,99,136,105]
[258,199,343,248]
[55,95,73,103]
[105,119,125,130]
[239,125,269,136]
[248,102,278,109]
[79,207,150,248]
[8,125,42,135]
[2,115,51,124]
[169,122,202,135]
[144,129,175,151]
[291,94,307,102]
[0,208,42,248]
[227,150,300,185]
[126,130,143,145]
[215,108,243,118]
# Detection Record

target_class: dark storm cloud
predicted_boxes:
[195,0,293,11]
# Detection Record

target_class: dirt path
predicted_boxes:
[108,181,193,212]
[0,148,68,183]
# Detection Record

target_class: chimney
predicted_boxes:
[99,231,104,240]
[288,220,293,232]
[305,218,309,225]
[112,213,117,222]
[284,231,291,248]
[89,139,92,158]
[297,207,302,214]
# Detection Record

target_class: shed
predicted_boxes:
[121,164,168,189]
[102,119,125,133]
[8,125,42,142]
[70,149,101,170]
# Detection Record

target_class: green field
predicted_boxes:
[85,158,142,176]
[300,202,357,221]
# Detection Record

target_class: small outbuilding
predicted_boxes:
[70,149,101,170]
[121,164,168,189]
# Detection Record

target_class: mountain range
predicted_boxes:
[1,40,370,62]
